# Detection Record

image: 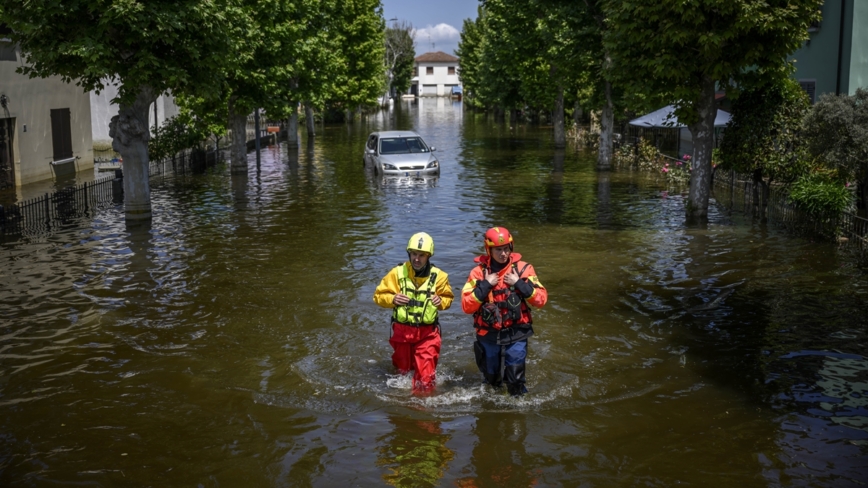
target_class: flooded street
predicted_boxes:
[1,99,867,486]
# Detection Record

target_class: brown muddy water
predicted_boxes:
[1,99,867,487]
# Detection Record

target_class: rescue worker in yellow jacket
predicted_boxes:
[373,232,454,394]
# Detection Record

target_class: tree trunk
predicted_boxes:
[553,86,565,148]
[598,80,614,170]
[109,85,155,220]
[287,103,299,148]
[686,76,718,222]
[573,101,582,128]
[228,99,248,174]
[304,102,316,138]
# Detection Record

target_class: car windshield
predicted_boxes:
[379,137,429,154]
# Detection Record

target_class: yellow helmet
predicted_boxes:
[407,232,434,256]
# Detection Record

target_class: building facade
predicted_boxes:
[790,0,868,102]
[412,51,461,97]
[0,38,94,189]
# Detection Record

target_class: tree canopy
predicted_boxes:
[385,21,415,98]
[601,0,822,220]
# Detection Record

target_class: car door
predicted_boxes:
[369,135,380,170]
[364,134,377,167]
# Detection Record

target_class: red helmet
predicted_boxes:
[484,227,513,255]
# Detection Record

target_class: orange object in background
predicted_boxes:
[266,126,280,133]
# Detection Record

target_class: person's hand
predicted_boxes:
[485,272,499,286]
[431,294,442,306]
[393,293,410,305]
[504,267,519,286]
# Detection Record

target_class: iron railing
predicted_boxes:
[713,169,867,254]
[1,148,222,237]
[0,174,119,236]
[148,148,220,177]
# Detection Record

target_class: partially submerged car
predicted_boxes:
[363,131,440,176]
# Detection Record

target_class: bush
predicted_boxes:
[636,138,663,172]
[613,142,635,168]
[148,116,204,162]
[788,172,854,216]
[661,154,691,185]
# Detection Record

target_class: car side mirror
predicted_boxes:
[430,147,436,152]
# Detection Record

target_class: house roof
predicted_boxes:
[415,51,459,63]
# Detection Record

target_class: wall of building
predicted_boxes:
[790,0,867,100]
[0,44,93,187]
[91,85,178,145]
[415,62,461,97]
[848,0,868,94]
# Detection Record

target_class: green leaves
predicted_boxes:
[718,76,811,183]
[789,172,854,216]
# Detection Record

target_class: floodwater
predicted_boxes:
[2,98,867,487]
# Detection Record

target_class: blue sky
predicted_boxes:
[380,0,480,57]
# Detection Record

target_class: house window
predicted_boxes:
[799,80,816,104]
[50,108,73,160]
[426,66,433,75]
[448,66,455,75]
[413,67,417,77]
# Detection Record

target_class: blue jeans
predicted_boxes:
[477,339,527,375]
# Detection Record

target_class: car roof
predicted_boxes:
[370,131,422,138]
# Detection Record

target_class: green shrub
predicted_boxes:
[613,142,635,168]
[148,116,204,162]
[788,172,854,216]
[636,138,663,172]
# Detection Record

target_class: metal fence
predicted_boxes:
[148,148,221,177]
[1,148,222,237]
[0,174,120,236]
[713,169,867,254]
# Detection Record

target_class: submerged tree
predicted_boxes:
[602,0,822,222]
[456,12,484,109]
[384,20,415,100]
[326,0,385,119]
[0,0,243,219]
[718,77,811,218]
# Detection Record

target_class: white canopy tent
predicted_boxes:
[628,105,731,128]
[628,105,731,157]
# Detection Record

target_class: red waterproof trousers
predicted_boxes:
[389,322,441,394]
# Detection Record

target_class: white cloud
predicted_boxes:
[414,23,460,48]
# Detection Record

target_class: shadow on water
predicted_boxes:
[1,100,866,486]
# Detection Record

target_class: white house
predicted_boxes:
[1,35,94,189]
[412,51,461,97]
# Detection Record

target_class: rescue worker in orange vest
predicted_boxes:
[373,232,454,394]
[461,227,547,396]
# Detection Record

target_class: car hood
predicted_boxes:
[379,153,435,165]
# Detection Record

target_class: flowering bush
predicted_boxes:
[662,156,691,184]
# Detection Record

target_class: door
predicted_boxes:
[50,108,73,161]
[0,118,14,189]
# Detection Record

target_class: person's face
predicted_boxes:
[490,244,511,264]
[409,250,430,270]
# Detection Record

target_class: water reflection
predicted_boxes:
[1,100,866,486]
[457,414,541,488]
[377,414,454,487]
